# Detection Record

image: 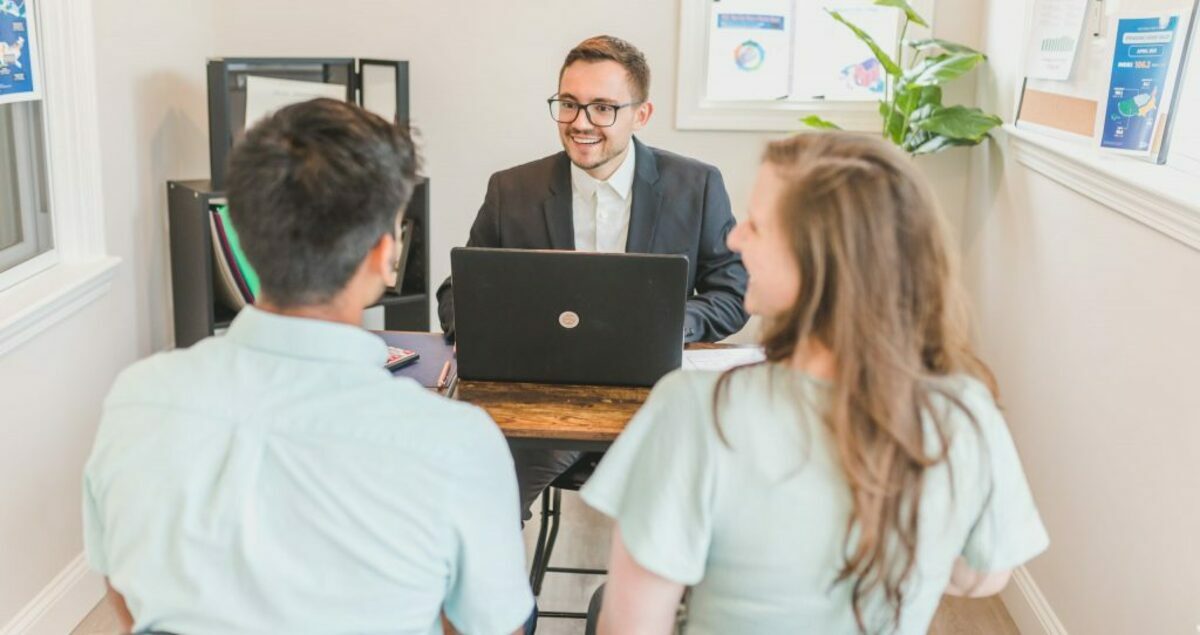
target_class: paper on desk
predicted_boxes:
[682,347,766,372]
[244,75,345,130]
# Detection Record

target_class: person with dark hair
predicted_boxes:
[436,35,750,522]
[83,99,534,635]
[581,132,1048,634]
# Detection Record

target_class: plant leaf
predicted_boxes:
[913,105,1002,142]
[800,115,842,130]
[904,52,986,86]
[881,100,905,143]
[895,85,942,116]
[873,0,929,27]
[907,38,983,57]
[827,10,902,77]
[910,134,978,155]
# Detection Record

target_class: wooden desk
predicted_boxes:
[454,381,650,451]
[453,343,729,452]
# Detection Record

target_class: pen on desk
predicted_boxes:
[436,360,452,389]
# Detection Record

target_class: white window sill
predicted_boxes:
[1005,124,1200,252]
[0,257,121,357]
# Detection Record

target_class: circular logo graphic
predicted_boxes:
[558,311,580,329]
[735,40,766,71]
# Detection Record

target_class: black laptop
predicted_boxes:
[451,247,689,387]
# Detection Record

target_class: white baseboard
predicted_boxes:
[1,554,105,635]
[1000,565,1068,635]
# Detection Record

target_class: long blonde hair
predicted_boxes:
[717,132,996,633]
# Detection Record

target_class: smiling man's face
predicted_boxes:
[556,60,651,180]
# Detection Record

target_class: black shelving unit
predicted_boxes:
[167,55,428,348]
[167,178,431,348]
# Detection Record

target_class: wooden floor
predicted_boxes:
[72,594,1019,634]
[72,492,1020,635]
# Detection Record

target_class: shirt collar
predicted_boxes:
[569,144,637,201]
[224,305,388,367]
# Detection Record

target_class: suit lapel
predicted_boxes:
[543,154,575,250]
[625,138,662,253]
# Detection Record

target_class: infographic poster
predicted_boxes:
[0,0,40,104]
[1101,16,1179,153]
[705,0,793,101]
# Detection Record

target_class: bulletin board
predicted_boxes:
[1015,0,1200,162]
[676,0,936,131]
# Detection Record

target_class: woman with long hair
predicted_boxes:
[580,132,1048,634]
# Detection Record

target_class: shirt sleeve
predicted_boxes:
[959,387,1050,572]
[442,410,534,635]
[82,471,109,575]
[580,371,718,585]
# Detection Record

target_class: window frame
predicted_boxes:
[0,0,119,357]
[0,101,55,279]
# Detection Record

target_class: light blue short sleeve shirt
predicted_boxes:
[83,307,533,635]
[581,365,1048,634]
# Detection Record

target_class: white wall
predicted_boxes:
[970,2,1200,633]
[0,1,213,630]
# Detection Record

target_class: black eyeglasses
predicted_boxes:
[547,96,641,127]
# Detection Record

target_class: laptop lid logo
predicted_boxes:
[558,311,580,329]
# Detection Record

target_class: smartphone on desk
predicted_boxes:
[385,346,420,371]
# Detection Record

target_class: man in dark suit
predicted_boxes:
[437,35,749,519]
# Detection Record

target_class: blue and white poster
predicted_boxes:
[0,0,40,105]
[705,0,793,101]
[1101,16,1179,153]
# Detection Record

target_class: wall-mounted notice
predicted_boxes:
[1025,0,1091,80]
[1100,15,1180,154]
[792,4,899,102]
[705,0,793,101]
[0,0,40,105]
[243,75,346,130]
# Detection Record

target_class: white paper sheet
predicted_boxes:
[705,0,793,101]
[682,347,766,372]
[243,75,346,130]
[1025,0,1090,80]
[791,4,899,102]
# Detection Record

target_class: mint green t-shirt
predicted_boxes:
[83,307,533,635]
[581,365,1048,634]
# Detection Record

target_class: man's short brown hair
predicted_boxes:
[559,35,650,103]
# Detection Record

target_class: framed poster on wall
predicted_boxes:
[0,0,41,105]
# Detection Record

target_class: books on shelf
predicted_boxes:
[208,205,260,310]
[207,203,417,312]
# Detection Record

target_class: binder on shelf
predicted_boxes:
[214,204,260,300]
[209,211,248,310]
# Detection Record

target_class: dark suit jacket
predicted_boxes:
[436,137,749,343]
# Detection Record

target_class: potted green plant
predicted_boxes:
[802,0,1001,155]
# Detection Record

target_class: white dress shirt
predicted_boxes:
[570,146,636,253]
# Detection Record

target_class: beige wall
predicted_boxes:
[0,1,213,630]
[971,1,1200,633]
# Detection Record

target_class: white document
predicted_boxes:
[1025,0,1090,80]
[682,347,766,372]
[792,4,899,102]
[705,0,793,101]
[243,75,346,130]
